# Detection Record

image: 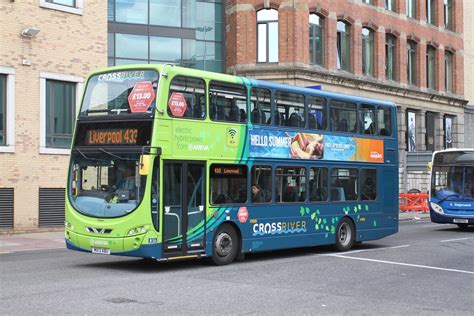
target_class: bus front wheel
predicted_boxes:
[335,218,355,252]
[211,224,238,266]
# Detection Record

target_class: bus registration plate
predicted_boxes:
[453,219,468,224]
[92,247,111,255]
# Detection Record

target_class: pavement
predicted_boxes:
[0,212,430,254]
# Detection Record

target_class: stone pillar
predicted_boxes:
[375,26,386,80]
[326,12,338,71]
[453,114,465,148]
[352,20,363,76]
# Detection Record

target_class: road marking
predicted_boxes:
[440,237,474,243]
[328,254,474,275]
[336,245,410,254]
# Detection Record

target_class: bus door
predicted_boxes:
[162,161,206,257]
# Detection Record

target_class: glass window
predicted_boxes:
[377,107,392,136]
[361,169,377,200]
[363,0,374,4]
[209,81,247,123]
[276,167,307,203]
[309,14,324,66]
[108,0,114,21]
[251,166,272,203]
[330,100,357,133]
[407,40,417,86]
[426,45,436,90]
[257,9,279,63]
[337,21,351,71]
[385,34,397,81]
[210,164,247,205]
[307,96,327,130]
[250,88,272,125]
[309,168,328,201]
[150,36,181,62]
[167,76,206,119]
[362,28,374,77]
[195,41,224,72]
[275,91,305,128]
[46,0,75,7]
[0,74,6,146]
[150,0,181,27]
[445,51,453,93]
[115,0,148,25]
[330,168,358,201]
[427,0,436,25]
[406,0,416,18]
[115,33,148,60]
[45,80,76,148]
[196,1,223,41]
[360,104,376,135]
[444,0,453,30]
[385,0,396,12]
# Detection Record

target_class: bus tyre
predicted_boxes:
[211,224,238,266]
[335,218,355,252]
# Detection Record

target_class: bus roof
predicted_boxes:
[87,64,397,108]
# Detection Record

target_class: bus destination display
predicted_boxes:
[85,128,138,145]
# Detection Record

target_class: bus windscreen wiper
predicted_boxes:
[437,193,460,203]
[74,148,107,162]
[98,148,133,161]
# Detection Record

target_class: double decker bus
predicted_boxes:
[65,64,399,265]
[429,149,474,229]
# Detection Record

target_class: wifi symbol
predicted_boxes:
[228,128,237,138]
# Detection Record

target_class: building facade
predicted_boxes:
[226,0,467,192]
[0,0,107,231]
[464,0,474,148]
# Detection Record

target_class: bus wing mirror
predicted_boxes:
[139,155,151,176]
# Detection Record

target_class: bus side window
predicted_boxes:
[377,107,392,136]
[167,76,206,119]
[210,164,247,205]
[250,88,272,125]
[360,104,376,135]
[309,167,328,201]
[330,100,357,133]
[209,81,247,123]
[275,91,305,128]
[307,96,327,130]
[330,168,358,201]
[276,166,307,203]
[361,169,377,200]
[251,165,272,203]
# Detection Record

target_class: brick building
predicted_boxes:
[0,0,107,231]
[464,0,474,148]
[226,0,468,192]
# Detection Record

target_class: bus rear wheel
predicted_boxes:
[211,224,238,266]
[335,218,355,252]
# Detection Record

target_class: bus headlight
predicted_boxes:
[64,220,74,230]
[430,202,444,214]
[128,225,148,236]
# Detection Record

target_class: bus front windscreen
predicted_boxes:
[80,70,159,116]
[69,152,147,218]
[431,165,474,200]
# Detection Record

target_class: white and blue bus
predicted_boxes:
[429,149,474,229]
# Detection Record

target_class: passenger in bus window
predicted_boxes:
[251,184,265,203]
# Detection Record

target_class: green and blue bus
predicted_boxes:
[65,64,399,265]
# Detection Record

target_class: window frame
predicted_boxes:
[444,0,453,31]
[385,0,396,12]
[309,13,324,66]
[167,75,207,120]
[209,81,248,124]
[210,163,248,206]
[426,45,436,90]
[251,165,273,204]
[336,21,351,72]
[406,0,416,18]
[40,72,83,155]
[275,166,307,203]
[426,0,436,25]
[385,34,397,81]
[362,27,375,77]
[330,99,357,133]
[40,0,83,15]
[274,90,306,128]
[406,40,418,86]
[250,87,272,126]
[445,50,453,93]
[307,95,328,131]
[0,67,15,153]
[257,9,279,63]
[360,169,377,201]
[309,167,329,202]
[330,168,359,202]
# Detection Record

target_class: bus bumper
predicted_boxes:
[429,209,474,225]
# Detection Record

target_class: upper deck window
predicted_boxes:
[167,76,206,119]
[250,88,271,125]
[209,81,247,123]
[80,70,159,117]
[330,100,357,133]
[275,91,305,128]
